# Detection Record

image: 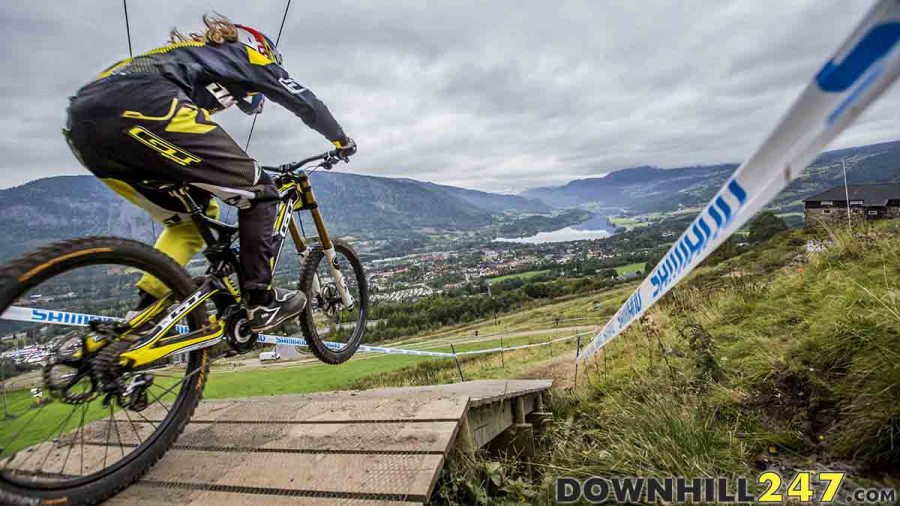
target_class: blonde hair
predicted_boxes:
[169,13,238,45]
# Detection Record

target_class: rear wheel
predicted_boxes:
[0,237,208,505]
[298,239,368,364]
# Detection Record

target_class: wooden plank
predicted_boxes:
[106,484,423,505]
[5,379,554,505]
[5,439,125,477]
[175,420,459,454]
[433,380,553,407]
[169,379,549,424]
[191,394,468,423]
[467,398,514,449]
[142,450,444,500]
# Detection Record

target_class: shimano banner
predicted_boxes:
[580,0,900,361]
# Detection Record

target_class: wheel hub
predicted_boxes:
[42,333,97,405]
[320,283,342,318]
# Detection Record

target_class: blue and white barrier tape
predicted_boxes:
[2,305,575,359]
[255,334,454,357]
[580,0,900,361]
[0,305,190,334]
[455,334,575,356]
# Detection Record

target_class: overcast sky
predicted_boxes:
[0,1,897,193]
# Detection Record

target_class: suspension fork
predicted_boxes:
[289,220,320,297]
[295,176,354,309]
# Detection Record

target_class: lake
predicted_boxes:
[494,214,615,244]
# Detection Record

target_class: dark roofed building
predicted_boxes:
[803,183,900,229]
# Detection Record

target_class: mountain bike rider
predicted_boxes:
[63,14,356,332]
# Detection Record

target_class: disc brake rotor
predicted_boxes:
[42,334,96,404]
[320,283,341,318]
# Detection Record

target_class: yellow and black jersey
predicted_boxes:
[86,40,346,143]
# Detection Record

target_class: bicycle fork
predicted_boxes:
[288,212,354,310]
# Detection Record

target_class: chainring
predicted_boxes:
[223,304,257,354]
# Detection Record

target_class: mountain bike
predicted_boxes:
[0,149,368,505]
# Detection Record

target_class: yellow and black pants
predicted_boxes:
[65,76,278,298]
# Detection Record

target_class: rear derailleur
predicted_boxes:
[43,322,156,412]
[110,373,154,411]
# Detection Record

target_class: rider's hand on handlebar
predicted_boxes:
[333,136,357,160]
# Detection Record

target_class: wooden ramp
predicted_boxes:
[99,380,552,505]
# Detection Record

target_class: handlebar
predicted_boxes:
[260,149,348,174]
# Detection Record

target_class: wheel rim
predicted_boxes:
[307,247,365,353]
[0,256,204,490]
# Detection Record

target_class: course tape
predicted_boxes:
[1,306,575,359]
[455,334,575,356]
[255,334,454,357]
[580,0,900,361]
[1,305,190,334]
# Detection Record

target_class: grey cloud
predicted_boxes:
[0,0,897,194]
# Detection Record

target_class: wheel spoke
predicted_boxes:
[79,400,89,476]
[111,404,126,459]
[35,401,82,474]
[132,408,158,433]
[58,401,89,477]
[102,404,113,469]
[0,247,210,491]
[145,365,203,410]
[0,400,50,469]
[122,407,144,446]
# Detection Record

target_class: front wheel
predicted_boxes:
[298,239,368,364]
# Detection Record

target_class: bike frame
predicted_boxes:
[110,167,353,369]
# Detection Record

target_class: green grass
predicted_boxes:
[349,335,577,390]
[203,354,429,398]
[0,389,123,456]
[609,211,668,230]
[540,224,900,493]
[609,217,653,230]
[488,269,551,283]
[614,262,646,275]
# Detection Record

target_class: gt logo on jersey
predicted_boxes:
[127,127,201,166]
[279,77,307,95]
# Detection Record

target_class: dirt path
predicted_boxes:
[515,349,579,389]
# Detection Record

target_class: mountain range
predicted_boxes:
[523,140,900,212]
[1,139,898,261]
[0,172,545,261]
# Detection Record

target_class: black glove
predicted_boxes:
[333,137,357,159]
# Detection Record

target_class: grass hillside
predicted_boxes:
[436,224,900,504]
[537,225,900,496]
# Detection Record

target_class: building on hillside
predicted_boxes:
[803,183,900,229]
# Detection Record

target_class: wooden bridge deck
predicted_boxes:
[94,379,553,505]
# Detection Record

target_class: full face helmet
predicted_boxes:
[232,24,282,114]
[235,24,283,65]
